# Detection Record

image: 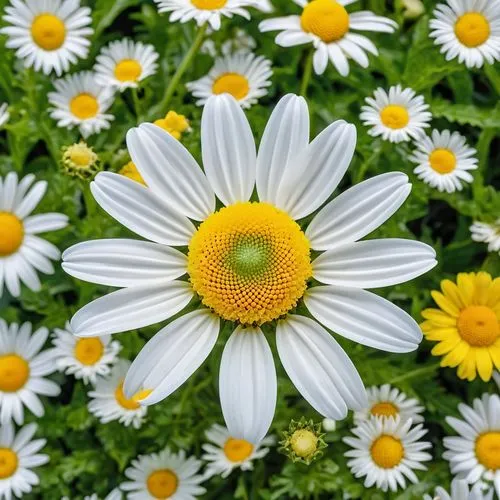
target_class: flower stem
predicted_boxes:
[300,49,314,97]
[131,87,142,123]
[389,361,441,385]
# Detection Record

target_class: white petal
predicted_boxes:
[14,181,47,219]
[23,213,68,234]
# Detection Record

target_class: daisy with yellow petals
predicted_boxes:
[421,272,500,382]
[154,111,191,140]
[119,162,146,186]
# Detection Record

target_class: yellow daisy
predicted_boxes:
[154,110,190,140]
[119,161,146,186]
[421,271,500,382]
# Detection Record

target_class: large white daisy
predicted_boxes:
[0,172,68,298]
[423,478,494,500]
[470,220,500,255]
[259,0,397,76]
[0,0,93,76]
[62,93,436,444]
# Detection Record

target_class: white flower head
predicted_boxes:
[423,478,495,500]
[84,488,123,500]
[221,28,257,55]
[470,220,500,254]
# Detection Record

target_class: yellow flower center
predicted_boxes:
[0,212,24,256]
[370,435,404,468]
[476,432,500,470]
[114,381,152,410]
[212,73,250,101]
[429,148,457,174]
[146,469,178,498]
[223,438,254,462]
[0,354,30,392]
[119,161,146,185]
[370,402,398,418]
[187,202,312,325]
[74,338,104,365]
[70,93,99,120]
[64,143,96,168]
[114,59,143,82]
[0,448,18,479]
[300,0,350,43]
[31,13,66,51]
[457,305,500,347]
[455,12,490,48]
[380,105,410,129]
[290,429,318,458]
[191,0,227,9]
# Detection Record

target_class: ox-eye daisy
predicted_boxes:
[187,52,272,108]
[48,71,115,138]
[62,93,436,444]
[0,321,60,425]
[0,172,68,298]
[443,394,500,497]
[361,85,432,143]
[344,416,432,492]
[470,220,500,255]
[0,0,93,76]
[259,0,397,76]
[83,491,122,500]
[423,478,494,500]
[410,129,478,193]
[430,0,500,69]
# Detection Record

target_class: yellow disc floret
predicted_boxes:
[224,438,254,462]
[370,402,398,418]
[458,305,499,347]
[74,338,104,365]
[476,432,500,470]
[0,212,24,256]
[0,448,18,479]
[70,93,99,120]
[114,381,152,410]
[146,469,178,498]
[191,0,227,9]
[31,13,66,50]
[370,435,404,469]
[114,59,143,82]
[188,202,312,325]
[300,0,350,43]
[429,148,457,174]
[380,105,410,129]
[290,429,318,458]
[212,73,250,101]
[0,354,30,392]
[455,12,490,48]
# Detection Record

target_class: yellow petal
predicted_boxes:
[431,336,461,356]
[457,273,474,306]
[441,279,464,309]
[421,309,457,326]
[458,350,478,381]
[431,291,460,317]
[475,272,493,305]
[475,348,493,382]
[488,341,500,370]
[487,278,500,308]
[425,328,460,342]
[441,341,470,368]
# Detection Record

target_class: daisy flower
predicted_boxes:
[259,0,397,76]
[62,93,436,444]
[52,322,121,385]
[430,0,500,69]
[410,129,478,193]
[221,28,257,55]
[421,271,500,382]
[84,488,123,500]
[48,71,115,138]
[360,85,432,143]
[94,39,159,92]
[120,448,206,499]
[0,422,49,499]
[0,172,68,298]
[354,384,425,425]
[186,52,272,108]
[87,359,149,429]
[154,111,191,140]
[423,478,494,500]
[443,393,500,497]
[343,416,432,492]
[470,220,500,255]
[0,0,92,76]
[0,103,9,128]
[202,424,274,478]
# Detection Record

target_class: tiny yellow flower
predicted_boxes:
[154,111,190,140]
[61,141,100,180]
[119,161,146,186]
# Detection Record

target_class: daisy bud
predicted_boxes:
[279,418,327,465]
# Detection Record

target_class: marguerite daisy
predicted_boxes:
[430,0,500,69]
[0,103,9,128]
[94,39,159,91]
[443,393,500,497]
[186,52,272,108]
[343,416,432,492]
[48,71,115,138]
[62,93,436,444]
[120,448,206,499]
[0,0,93,76]
[361,85,432,143]
[0,172,68,298]
[84,491,122,500]
[421,272,500,382]
[259,0,397,76]
[423,478,494,500]
[0,320,60,425]
[410,129,478,193]
[470,220,500,255]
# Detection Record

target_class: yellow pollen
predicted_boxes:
[74,338,104,365]
[0,448,18,479]
[476,432,500,470]
[370,435,404,469]
[212,73,250,101]
[119,161,146,185]
[300,0,350,43]
[70,93,99,120]
[429,148,457,174]
[187,202,312,325]
[457,305,499,347]
[455,12,490,48]
[146,469,178,498]
[31,13,66,50]
[114,381,152,410]
[380,105,410,129]
[191,0,227,9]
[0,354,30,392]
[223,438,254,462]
[290,429,318,458]
[65,143,96,167]
[0,212,24,256]
[370,402,398,418]
[114,59,142,82]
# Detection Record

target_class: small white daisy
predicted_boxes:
[120,448,206,499]
[0,422,49,499]
[354,384,425,425]
[259,0,397,76]
[424,478,495,500]
[443,393,500,498]
[470,220,500,254]
[0,103,9,128]
[94,39,159,92]
[221,28,257,55]
[430,0,500,69]
[52,322,121,385]
[0,172,68,298]
[48,71,115,138]
[202,424,274,478]
[410,129,478,193]
[0,320,61,425]
[0,0,93,76]
[84,489,123,500]
[343,416,432,492]
[360,85,432,143]
[87,359,149,429]
[187,52,272,108]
